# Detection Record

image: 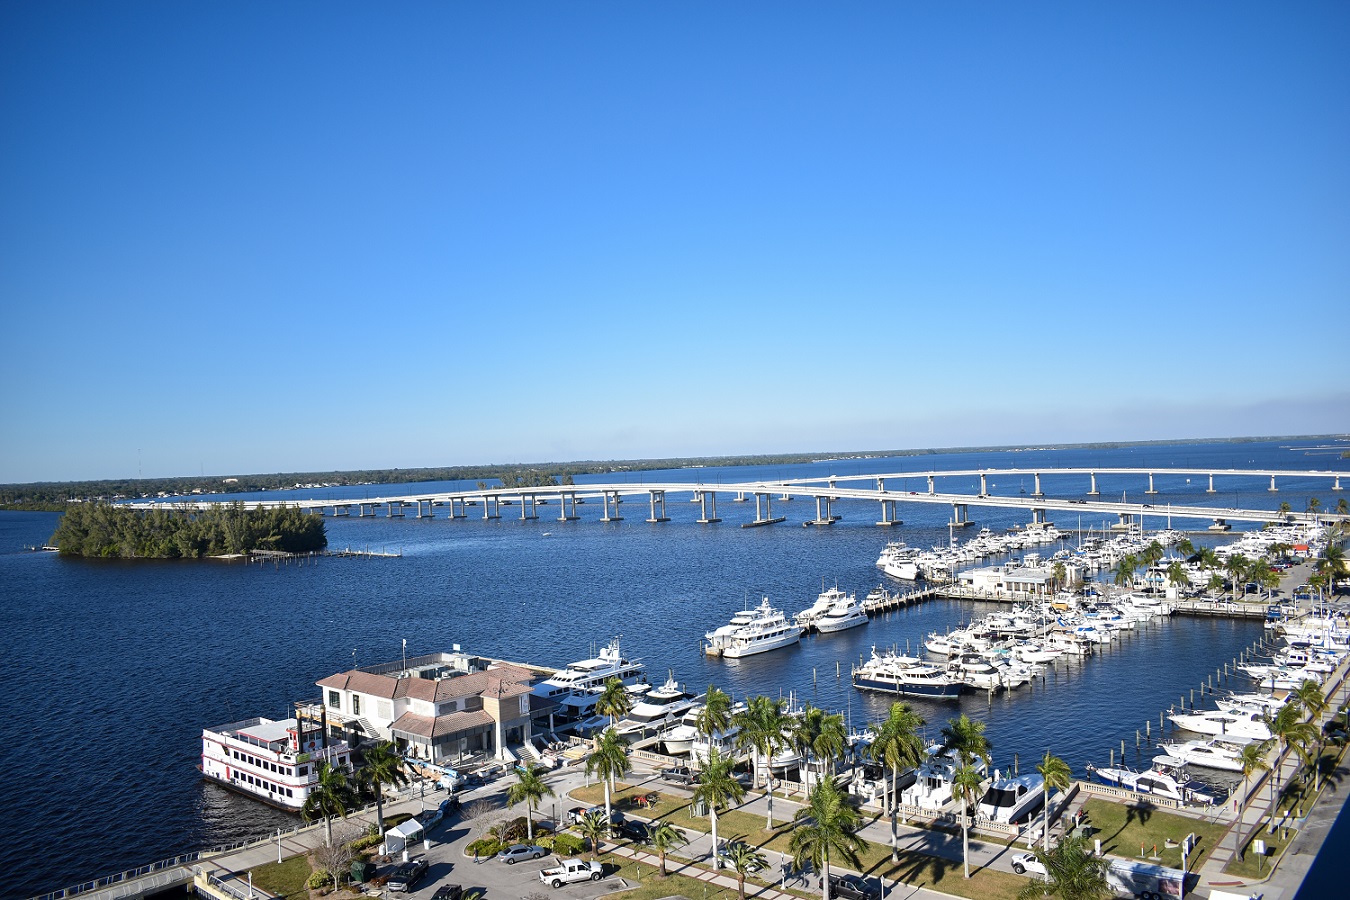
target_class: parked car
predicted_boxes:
[615,820,652,843]
[716,841,766,872]
[386,859,430,892]
[539,859,604,888]
[659,765,699,785]
[432,886,463,900]
[497,844,549,864]
[1010,852,1047,876]
[827,873,880,900]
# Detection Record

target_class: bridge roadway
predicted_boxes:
[125,466,1347,528]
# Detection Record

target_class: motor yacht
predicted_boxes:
[704,596,802,658]
[852,648,963,698]
[815,590,868,634]
[977,771,1046,824]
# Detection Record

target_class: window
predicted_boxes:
[352,695,361,716]
[328,690,341,709]
[298,765,309,777]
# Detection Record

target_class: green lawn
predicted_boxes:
[573,784,1029,900]
[246,855,313,900]
[1079,797,1230,871]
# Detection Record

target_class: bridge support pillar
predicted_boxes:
[742,493,785,527]
[1112,512,1134,532]
[1207,474,1216,494]
[388,502,404,518]
[979,473,988,496]
[1335,476,1343,492]
[1032,473,1044,498]
[1146,473,1157,495]
[557,493,580,522]
[520,495,537,520]
[418,499,435,518]
[450,497,467,518]
[876,499,901,527]
[780,492,792,501]
[1209,518,1231,532]
[1088,472,1100,496]
[807,495,838,526]
[927,475,935,495]
[600,491,623,522]
[949,503,972,528]
[1031,508,1050,526]
[1269,474,1278,492]
[647,490,670,523]
[482,496,500,519]
[734,491,746,502]
[697,491,721,524]
[334,505,349,517]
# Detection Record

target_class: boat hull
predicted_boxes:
[852,674,964,698]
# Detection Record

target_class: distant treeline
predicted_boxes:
[1,435,1333,511]
[50,503,327,559]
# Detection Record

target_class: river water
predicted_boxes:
[3,438,1346,898]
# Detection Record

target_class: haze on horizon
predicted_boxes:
[2,2,1348,484]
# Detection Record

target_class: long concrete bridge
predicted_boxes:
[127,467,1348,531]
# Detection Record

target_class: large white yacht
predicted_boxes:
[852,648,963,698]
[614,675,699,739]
[900,745,989,810]
[1168,706,1273,741]
[201,715,351,810]
[1155,737,1249,772]
[794,587,847,632]
[815,590,868,634]
[703,597,802,659]
[533,637,646,728]
[977,771,1046,824]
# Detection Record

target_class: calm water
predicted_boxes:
[3,439,1346,898]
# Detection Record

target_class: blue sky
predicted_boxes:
[2,2,1347,483]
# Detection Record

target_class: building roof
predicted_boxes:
[389,709,494,740]
[317,660,536,703]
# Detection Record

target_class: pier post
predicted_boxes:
[1207,473,1216,494]
[1269,474,1278,492]
[697,491,721,524]
[646,490,669,523]
[1032,473,1044,498]
[1146,474,1157,495]
[1088,472,1100,496]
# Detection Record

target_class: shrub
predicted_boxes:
[489,816,530,843]
[349,834,383,852]
[307,871,333,889]
[551,833,585,857]
[467,838,505,858]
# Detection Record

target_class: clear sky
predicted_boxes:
[2,1,1347,483]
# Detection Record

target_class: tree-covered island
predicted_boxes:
[49,503,327,559]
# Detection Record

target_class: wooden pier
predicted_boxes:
[862,586,941,614]
[1170,597,1270,619]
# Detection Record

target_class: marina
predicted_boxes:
[3,438,1348,900]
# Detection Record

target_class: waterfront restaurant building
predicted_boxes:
[315,650,547,764]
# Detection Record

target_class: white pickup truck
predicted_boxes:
[538,859,603,888]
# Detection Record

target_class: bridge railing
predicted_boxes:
[27,853,201,900]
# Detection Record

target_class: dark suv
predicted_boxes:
[387,859,430,892]
[827,873,880,900]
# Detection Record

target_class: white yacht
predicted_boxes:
[852,648,963,698]
[1087,758,1220,805]
[1156,738,1250,773]
[815,590,868,633]
[978,771,1046,824]
[704,597,802,659]
[201,716,351,810]
[615,675,698,739]
[901,745,989,810]
[795,587,847,632]
[532,637,647,728]
[1168,706,1273,741]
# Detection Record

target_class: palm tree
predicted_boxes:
[723,841,769,900]
[1309,571,1329,603]
[1112,554,1138,589]
[788,777,869,900]
[1225,553,1249,599]
[952,764,984,879]
[1176,538,1196,559]
[696,684,733,740]
[1236,742,1270,820]
[576,809,609,861]
[1248,560,1276,600]
[1265,703,1316,816]
[868,702,926,861]
[797,703,847,779]
[641,819,688,877]
[357,741,408,837]
[301,761,354,847]
[507,765,555,841]
[1318,545,1347,593]
[941,714,993,771]
[733,695,792,828]
[1052,561,1067,593]
[1165,560,1188,591]
[1014,833,1111,900]
[586,727,630,826]
[1307,497,1322,517]
[1337,497,1348,517]
[596,676,632,730]
[1278,500,1292,519]
[1036,752,1073,854]
[1292,679,1329,790]
[1140,540,1164,570]
[691,746,745,869]
[1207,573,1226,596]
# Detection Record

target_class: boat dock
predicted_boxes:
[861,586,942,614]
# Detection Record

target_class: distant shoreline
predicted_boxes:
[2,433,1346,511]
